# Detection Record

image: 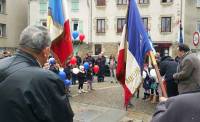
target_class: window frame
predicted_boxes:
[161,0,173,3]
[197,22,200,32]
[117,0,127,5]
[161,17,172,32]
[96,19,105,33]
[0,23,6,37]
[117,18,126,33]
[138,0,149,4]
[142,17,148,32]
[72,20,79,31]
[0,25,2,37]
[40,20,47,27]
[0,1,2,13]
[96,0,106,6]
[95,44,102,55]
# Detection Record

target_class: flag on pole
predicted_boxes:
[116,25,133,106]
[148,33,156,55]
[48,0,73,66]
[179,20,184,44]
[117,0,153,107]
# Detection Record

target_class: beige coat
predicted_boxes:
[174,52,200,93]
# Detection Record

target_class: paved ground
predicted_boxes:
[69,77,156,122]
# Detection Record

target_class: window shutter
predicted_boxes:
[71,0,79,11]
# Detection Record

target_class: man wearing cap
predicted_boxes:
[0,26,74,122]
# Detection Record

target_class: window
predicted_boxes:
[142,17,148,31]
[197,0,200,7]
[96,0,106,6]
[41,20,47,27]
[0,23,6,37]
[97,19,105,33]
[197,22,200,32]
[71,0,79,12]
[72,20,79,31]
[0,1,2,13]
[117,0,127,5]
[138,0,149,4]
[0,0,5,14]
[40,0,47,15]
[161,17,171,32]
[161,0,173,3]
[95,44,102,55]
[117,18,126,33]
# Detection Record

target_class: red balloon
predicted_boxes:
[93,65,99,74]
[79,33,85,42]
[70,57,77,65]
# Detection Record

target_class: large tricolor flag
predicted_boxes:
[116,0,152,107]
[48,0,73,66]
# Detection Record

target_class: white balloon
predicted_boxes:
[72,68,79,74]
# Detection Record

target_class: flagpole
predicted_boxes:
[149,51,167,98]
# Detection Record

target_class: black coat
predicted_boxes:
[159,56,178,81]
[0,51,74,122]
[151,90,200,122]
[159,56,179,97]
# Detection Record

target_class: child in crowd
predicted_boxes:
[86,64,94,91]
[58,71,72,97]
[77,65,86,94]
[142,69,151,100]
[149,68,159,103]
[49,58,59,74]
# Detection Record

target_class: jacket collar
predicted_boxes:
[15,50,41,67]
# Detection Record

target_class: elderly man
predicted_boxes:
[173,44,200,94]
[0,26,74,122]
[151,44,200,122]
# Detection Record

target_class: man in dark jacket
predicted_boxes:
[0,26,74,122]
[159,56,178,97]
[151,90,200,122]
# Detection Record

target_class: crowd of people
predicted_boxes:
[1,25,200,122]
[46,51,117,96]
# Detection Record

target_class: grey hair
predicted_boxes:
[19,25,51,53]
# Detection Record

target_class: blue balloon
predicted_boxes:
[83,62,89,70]
[72,31,79,40]
[58,71,66,81]
[64,79,72,86]
[49,58,55,65]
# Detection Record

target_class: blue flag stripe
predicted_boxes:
[49,0,65,26]
[127,0,152,70]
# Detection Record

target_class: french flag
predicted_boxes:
[116,0,152,107]
[48,0,73,67]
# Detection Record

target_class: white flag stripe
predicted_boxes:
[125,48,142,94]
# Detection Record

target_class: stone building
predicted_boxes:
[0,0,28,53]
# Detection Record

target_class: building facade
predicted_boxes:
[90,0,127,57]
[0,0,28,52]
[183,0,200,52]
[28,0,200,58]
[138,0,200,57]
[28,0,48,26]
[137,0,181,57]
